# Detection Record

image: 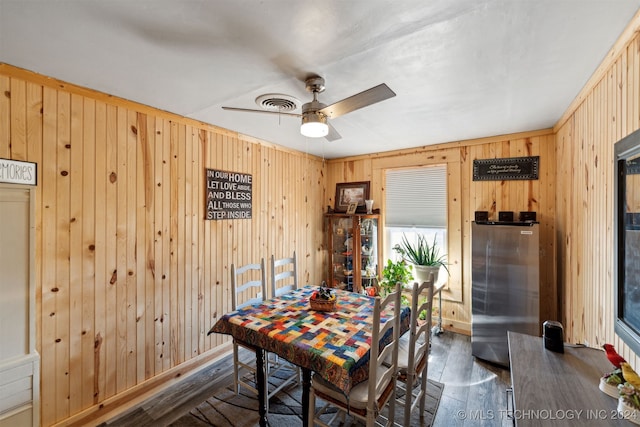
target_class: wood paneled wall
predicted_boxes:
[554,10,640,368]
[325,130,557,333]
[0,64,326,426]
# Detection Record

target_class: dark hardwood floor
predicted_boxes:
[429,332,512,427]
[102,331,512,427]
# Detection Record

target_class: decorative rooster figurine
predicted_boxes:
[603,343,627,369]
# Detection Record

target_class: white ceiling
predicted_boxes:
[2,1,640,159]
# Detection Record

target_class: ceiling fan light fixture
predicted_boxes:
[223,75,393,143]
[300,112,329,138]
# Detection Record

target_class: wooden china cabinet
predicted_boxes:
[325,212,382,294]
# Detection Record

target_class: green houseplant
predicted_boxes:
[378,258,413,300]
[393,233,449,282]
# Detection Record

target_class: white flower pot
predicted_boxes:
[413,265,440,284]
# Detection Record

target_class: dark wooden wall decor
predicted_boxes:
[473,156,539,181]
[205,168,252,220]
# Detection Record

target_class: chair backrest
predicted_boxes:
[270,251,298,298]
[368,281,402,411]
[231,259,267,311]
[407,276,435,376]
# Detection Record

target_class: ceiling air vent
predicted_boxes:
[255,94,301,112]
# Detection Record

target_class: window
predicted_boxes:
[385,165,448,281]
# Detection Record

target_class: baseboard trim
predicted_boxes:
[440,318,471,336]
[53,342,232,427]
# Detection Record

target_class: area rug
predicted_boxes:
[169,366,443,427]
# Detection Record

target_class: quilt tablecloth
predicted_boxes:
[208,285,407,395]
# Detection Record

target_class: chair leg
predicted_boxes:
[308,388,316,427]
[404,375,414,427]
[419,372,428,417]
[366,410,375,427]
[233,344,240,395]
[387,381,396,427]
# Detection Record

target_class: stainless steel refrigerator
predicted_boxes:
[471,221,540,367]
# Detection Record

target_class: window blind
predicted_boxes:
[385,165,447,228]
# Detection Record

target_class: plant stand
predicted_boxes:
[432,282,445,335]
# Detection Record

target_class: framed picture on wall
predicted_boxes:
[334,181,370,212]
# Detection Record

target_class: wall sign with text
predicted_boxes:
[473,156,539,181]
[0,158,37,185]
[205,169,252,220]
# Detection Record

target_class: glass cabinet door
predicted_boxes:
[359,217,378,290]
[326,213,381,293]
[331,216,353,291]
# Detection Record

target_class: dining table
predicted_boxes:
[207,285,409,427]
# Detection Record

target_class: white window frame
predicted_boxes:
[384,165,448,284]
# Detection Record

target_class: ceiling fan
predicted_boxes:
[222,76,396,141]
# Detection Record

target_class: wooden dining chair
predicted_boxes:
[391,277,435,426]
[308,282,402,427]
[266,252,301,394]
[270,251,298,298]
[230,260,268,401]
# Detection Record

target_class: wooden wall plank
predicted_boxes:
[201,131,210,352]
[183,124,192,362]
[134,112,148,382]
[104,103,118,399]
[25,81,43,375]
[169,121,179,366]
[68,93,84,416]
[186,125,194,352]
[55,90,72,421]
[9,78,27,160]
[193,127,202,355]
[115,106,128,394]
[40,85,58,426]
[125,109,138,388]
[161,118,171,372]
[447,160,463,311]
[176,123,186,365]
[94,100,107,404]
[251,142,260,284]
[196,129,206,354]
[152,116,164,374]
[80,97,96,409]
[0,76,9,159]
[141,113,154,380]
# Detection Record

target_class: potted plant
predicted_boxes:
[393,233,449,283]
[378,258,413,301]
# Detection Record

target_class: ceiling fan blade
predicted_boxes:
[319,83,396,119]
[222,106,301,118]
[325,122,342,142]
